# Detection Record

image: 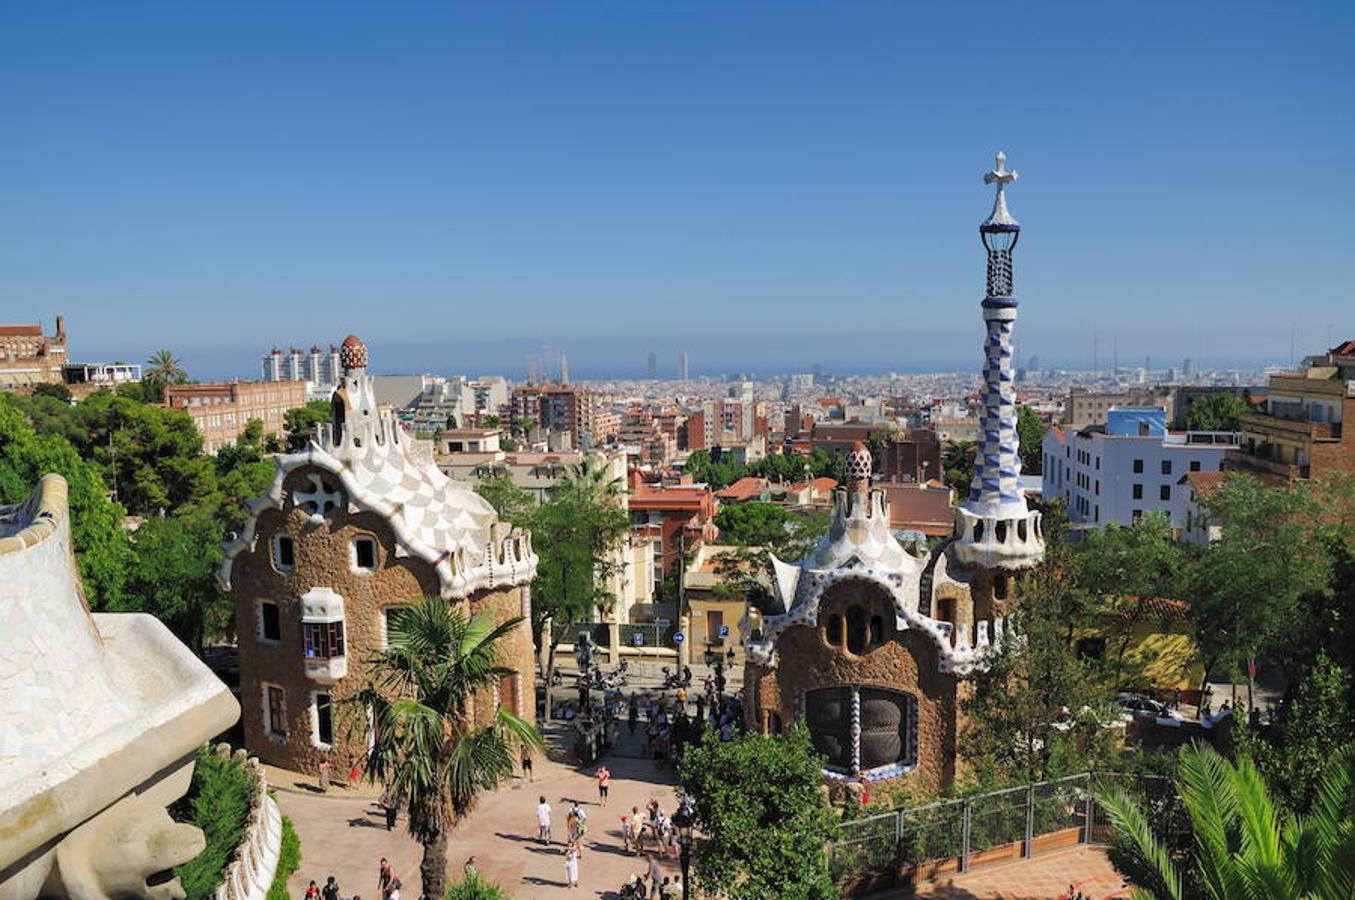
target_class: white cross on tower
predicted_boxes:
[982,151,1019,227]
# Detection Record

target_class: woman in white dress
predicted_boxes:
[563,839,581,889]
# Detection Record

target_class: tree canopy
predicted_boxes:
[714,501,828,559]
[678,725,838,900]
[1016,405,1046,475]
[1185,392,1252,432]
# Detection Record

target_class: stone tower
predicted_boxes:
[952,152,1045,569]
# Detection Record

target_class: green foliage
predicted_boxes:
[1235,652,1354,816]
[172,747,256,900]
[713,501,828,557]
[122,510,227,651]
[1095,743,1355,900]
[474,474,535,525]
[353,598,542,900]
[32,382,73,403]
[1185,392,1252,432]
[1016,405,1046,475]
[0,396,133,608]
[283,400,332,452]
[678,725,838,900]
[941,440,975,496]
[684,447,843,491]
[265,814,302,900]
[525,456,630,642]
[443,871,510,900]
[144,348,188,402]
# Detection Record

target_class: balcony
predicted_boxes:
[301,587,347,683]
[1239,412,1341,443]
[1224,449,1306,482]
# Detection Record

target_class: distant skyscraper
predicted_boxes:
[1027,354,1040,371]
[1182,357,1195,380]
[677,351,689,381]
[647,351,658,380]
[558,353,570,384]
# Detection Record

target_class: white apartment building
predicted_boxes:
[1042,406,1237,531]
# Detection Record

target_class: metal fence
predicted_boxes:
[829,772,1174,886]
[617,622,678,649]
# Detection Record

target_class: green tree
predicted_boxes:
[474,473,535,524]
[354,599,541,900]
[677,725,838,900]
[1016,405,1046,475]
[122,509,228,652]
[283,400,332,452]
[1185,392,1252,432]
[144,348,188,400]
[714,501,828,558]
[526,456,631,686]
[941,440,975,497]
[1095,742,1355,900]
[1190,475,1331,695]
[32,382,73,403]
[443,871,509,900]
[0,396,132,608]
[1235,651,1354,816]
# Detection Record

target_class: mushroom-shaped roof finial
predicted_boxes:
[339,334,368,371]
[845,441,872,493]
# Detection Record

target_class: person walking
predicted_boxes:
[595,765,611,807]
[378,859,396,900]
[628,806,645,854]
[520,746,534,781]
[321,876,340,900]
[646,853,663,899]
[536,795,553,845]
[628,694,639,734]
[304,881,320,900]
[563,839,581,889]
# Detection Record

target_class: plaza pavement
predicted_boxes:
[275,733,682,899]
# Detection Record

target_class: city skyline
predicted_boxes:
[3,4,1353,365]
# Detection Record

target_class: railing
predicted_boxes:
[829,772,1174,889]
[215,745,284,900]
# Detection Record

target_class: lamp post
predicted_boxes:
[672,795,696,900]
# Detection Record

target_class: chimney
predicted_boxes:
[55,314,65,340]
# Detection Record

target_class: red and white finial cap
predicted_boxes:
[846,441,872,492]
[339,334,368,371]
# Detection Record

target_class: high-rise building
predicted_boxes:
[677,351,689,381]
[647,351,658,380]
[262,344,342,388]
[510,383,596,449]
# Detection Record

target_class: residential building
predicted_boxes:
[1177,470,1229,544]
[1042,406,1238,530]
[626,474,719,579]
[681,543,761,668]
[1224,341,1355,483]
[1065,386,1173,429]
[715,477,771,505]
[165,379,308,454]
[881,428,942,484]
[220,336,537,774]
[510,383,596,449]
[0,317,66,391]
[261,344,342,388]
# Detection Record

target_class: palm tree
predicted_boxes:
[145,348,186,384]
[355,598,542,900]
[1095,742,1355,899]
[941,440,976,496]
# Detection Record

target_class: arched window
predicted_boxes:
[994,574,1010,601]
[846,606,868,654]
[805,685,917,776]
[868,615,884,647]
[825,614,843,646]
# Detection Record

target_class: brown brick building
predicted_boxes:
[219,336,538,774]
[1225,341,1355,484]
[0,318,66,390]
[166,379,308,453]
[510,383,596,449]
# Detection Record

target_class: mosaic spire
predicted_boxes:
[953,152,1044,569]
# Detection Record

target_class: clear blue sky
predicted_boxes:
[2,3,1353,378]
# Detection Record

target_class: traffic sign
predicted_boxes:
[718,625,730,639]
[632,633,645,647]
[673,632,685,644]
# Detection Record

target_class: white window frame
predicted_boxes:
[256,599,282,645]
[350,535,379,572]
[272,534,296,573]
[310,691,335,750]
[262,682,287,742]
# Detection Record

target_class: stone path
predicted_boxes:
[908,846,1129,899]
[276,744,682,899]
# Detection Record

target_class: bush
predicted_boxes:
[266,814,302,900]
[444,870,511,900]
[173,748,256,900]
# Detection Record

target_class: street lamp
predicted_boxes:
[672,795,696,900]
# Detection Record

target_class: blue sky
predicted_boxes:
[2,3,1353,379]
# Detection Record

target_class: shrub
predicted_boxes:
[173,748,256,900]
[444,870,511,900]
[266,814,302,900]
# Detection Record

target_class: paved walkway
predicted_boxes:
[907,846,1128,899]
[276,738,682,899]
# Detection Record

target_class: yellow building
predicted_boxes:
[1076,597,1204,703]
[681,543,764,666]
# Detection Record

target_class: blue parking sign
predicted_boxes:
[718,625,730,639]
[632,633,645,647]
